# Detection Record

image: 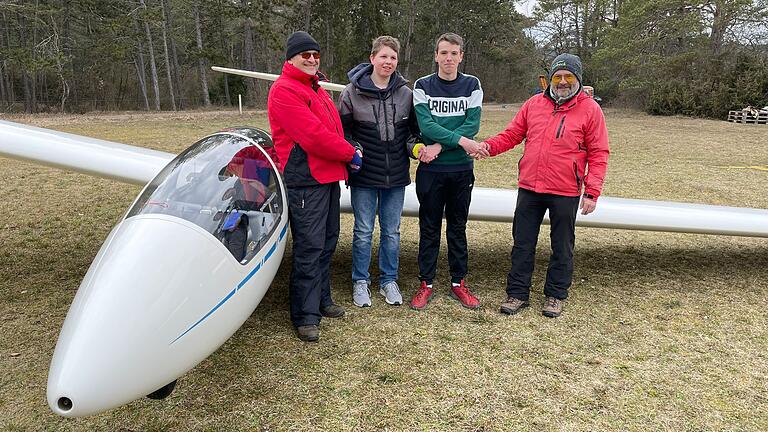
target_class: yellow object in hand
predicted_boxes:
[412,143,425,158]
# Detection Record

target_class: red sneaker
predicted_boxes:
[450,280,480,309]
[410,281,434,310]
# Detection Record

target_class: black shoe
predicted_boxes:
[320,303,345,318]
[296,325,319,342]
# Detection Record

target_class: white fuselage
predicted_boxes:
[47,213,287,417]
[40,128,290,417]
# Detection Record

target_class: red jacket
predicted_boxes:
[485,91,609,199]
[267,62,355,187]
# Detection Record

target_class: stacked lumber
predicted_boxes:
[728,107,768,124]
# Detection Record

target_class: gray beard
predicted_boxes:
[550,85,581,105]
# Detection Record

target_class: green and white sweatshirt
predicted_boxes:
[413,72,483,170]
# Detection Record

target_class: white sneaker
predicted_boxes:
[352,280,372,307]
[379,281,403,305]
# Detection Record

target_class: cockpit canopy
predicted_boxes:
[126,129,283,264]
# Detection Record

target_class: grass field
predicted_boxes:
[0,108,767,431]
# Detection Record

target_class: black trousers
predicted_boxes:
[415,168,474,285]
[506,188,580,301]
[287,182,340,327]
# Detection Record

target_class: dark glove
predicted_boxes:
[349,149,363,173]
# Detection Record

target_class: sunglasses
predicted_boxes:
[551,73,577,85]
[300,52,321,60]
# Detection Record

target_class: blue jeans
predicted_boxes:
[350,186,405,286]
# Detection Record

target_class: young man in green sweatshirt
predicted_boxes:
[410,32,485,310]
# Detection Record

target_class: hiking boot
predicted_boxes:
[449,280,480,309]
[352,280,372,307]
[320,303,346,318]
[410,281,434,310]
[379,281,403,305]
[542,296,564,318]
[499,296,529,315]
[296,325,319,342]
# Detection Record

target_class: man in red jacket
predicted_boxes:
[473,53,609,318]
[267,31,363,342]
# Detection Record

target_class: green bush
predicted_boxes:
[623,50,768,118]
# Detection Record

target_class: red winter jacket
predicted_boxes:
[267,62,356,187]
[485,91,609,199]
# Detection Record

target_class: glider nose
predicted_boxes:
[47,215,242,417]
[55,397,73,414]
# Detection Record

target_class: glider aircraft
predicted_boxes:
[0,67,766,418]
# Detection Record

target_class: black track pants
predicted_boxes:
[506,188,579,301]
[415,168,474,285]
[287,182,341,327]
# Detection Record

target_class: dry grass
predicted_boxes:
[0,108,767,431]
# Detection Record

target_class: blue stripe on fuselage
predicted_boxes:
[171,222,285,344]
[171,287,236,344]
[264,242,277,261]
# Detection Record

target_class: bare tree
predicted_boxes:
[0,11,7,106]
[193,2,210,107]
[139,0,161,110]
[133,58,150,110]
[17,7,37,113]
[0,62,5,107]
[701,0,768,55]
[304,0,312,30]
[38,16,69,111]
[324,19,333,74]
[61,0,74,105]
[161,0,182,108]
[159,0,176,110]
[403,0,416,79]
[0,10,11,107]
[240,1,257,106]
[216,0,231,105]
[131,14,151,111]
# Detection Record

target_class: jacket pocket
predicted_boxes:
[518,153,532,188]
[573,161,582,190]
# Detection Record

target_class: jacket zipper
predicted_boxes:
[320,95,340,135]
[556,116,566,139]
[382,95,391,187]
[316,88,347,180]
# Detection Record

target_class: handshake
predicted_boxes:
[459,137,490,160]
[407,137,490,163]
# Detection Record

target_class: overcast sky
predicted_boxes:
[514,0,538,17]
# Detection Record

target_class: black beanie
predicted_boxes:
[285,31,321,60]
[549,53,583,84]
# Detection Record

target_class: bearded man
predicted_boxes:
[472,53,610,318]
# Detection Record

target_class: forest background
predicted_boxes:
[1,0,766,118]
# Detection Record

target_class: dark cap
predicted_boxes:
[549,53,583,84]
[285,31,321,60]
